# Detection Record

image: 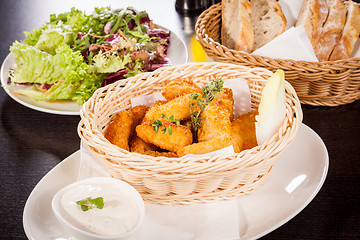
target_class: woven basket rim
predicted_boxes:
[78,62,303,174]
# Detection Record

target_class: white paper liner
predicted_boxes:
[131,91,166,107]
[223,78,251,119]
[138,202,241,240]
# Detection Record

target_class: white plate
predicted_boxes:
[1,29,188,115]
[23,124,328,240]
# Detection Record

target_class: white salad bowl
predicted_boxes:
[51,177,145,240]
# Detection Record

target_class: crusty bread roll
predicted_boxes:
[221,0,254,52]
[329,1,360,61]
[251,0,287,50]
[312,0,333,45]
[313,0,347,61]
[295,0,320,45]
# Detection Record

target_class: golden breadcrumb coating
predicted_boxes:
[104,105,148,151]
[162,78,202,100]
[177,136,232,156]
[142,93,193,123]
[130,135,178,157]
[136,123,193,152]
[231,110,258,153]
[177,88,234,156]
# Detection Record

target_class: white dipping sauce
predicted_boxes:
[59,181,140,237]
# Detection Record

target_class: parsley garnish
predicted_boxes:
[76,197,104,212]
[189,78,225,133]
[149,114,180,135]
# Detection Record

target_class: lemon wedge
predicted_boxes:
[255,69,286,145]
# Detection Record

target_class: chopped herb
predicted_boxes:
[149,119,162,133]
[189,78,224,133]
[149,114,180,135]
[76,197,104,212]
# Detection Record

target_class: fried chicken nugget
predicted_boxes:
[162,78,202,100]
[104,105,148,151]
[130,135,178,157]
[142,93,193,123]
[197,88,234,141]
[231,110,258,153]
[136,123,193,152]
[177,136,232,156]
[177,88,234,156]
[197,99,233,142]
[131,105,149,123]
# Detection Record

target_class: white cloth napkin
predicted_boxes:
[351,39,360,58]
[279,0,303,29]
[252,26,318,62]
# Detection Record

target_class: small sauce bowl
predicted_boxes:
[52,177,145,240]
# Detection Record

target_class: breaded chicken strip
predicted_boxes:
[231,110,258,153]
[130,135,178,158]
[177,88,234,156]
[197,98,233,142]
[142,93,193,123]
[105,105,148,151]
[197,88,234,141]
[136,123,193,152]
[162,78,202,100]
[131,104,149,123]
[214,88,234,118]
[177,136,232,156]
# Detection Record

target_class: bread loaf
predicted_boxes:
[313,0,347,61]
[251,0,287,50]
[221,0,254,52]
[329,1,360,60]
[312,0,333,45]
[221,0,286,52]
[295,0,320,45]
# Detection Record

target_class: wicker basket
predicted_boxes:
[78,62,302,205]
[195,3,360,106]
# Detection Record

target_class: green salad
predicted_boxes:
[8,7,171,105]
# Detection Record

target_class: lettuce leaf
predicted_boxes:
[35,28,74,55]
[91,53,131,73]
[10,42,105,105]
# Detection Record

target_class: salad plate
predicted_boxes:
[23,123,328,239]
[1,28,188,115]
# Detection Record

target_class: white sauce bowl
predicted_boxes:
[52,177,145,240]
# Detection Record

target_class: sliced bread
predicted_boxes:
[329,1,360,61]
[221,0,254,52]
[312,0,333,44]
[313,0,347,61]
[295,0,320,45]
[251,0,287,50]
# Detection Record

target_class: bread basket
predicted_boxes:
[78,62,302,205]
[195,3,360,106]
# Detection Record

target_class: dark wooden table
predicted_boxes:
[0,1,359,239]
